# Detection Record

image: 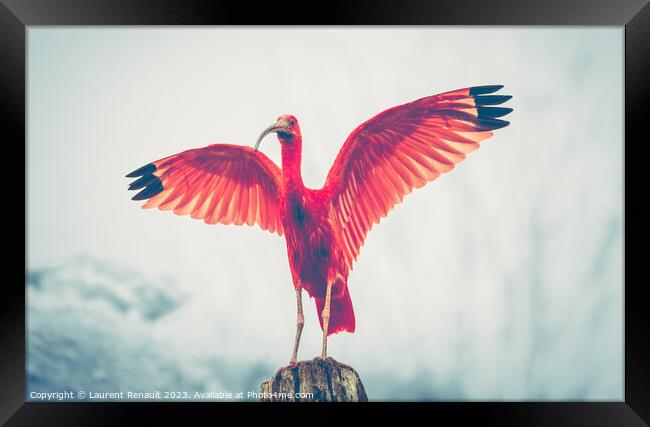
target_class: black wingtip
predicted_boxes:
[126,163,156,178]
[469,85,504,96]
[131,180,163,200]
[127,162,164,201]
[469,86,512,127]
[477,118,510,130]
[474,95,512,106]
[128,174,158,190]
[495,119,510,129]
[477,106,513,119]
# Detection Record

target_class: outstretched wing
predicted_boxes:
[323,85,513,270]
[127,143,284,235]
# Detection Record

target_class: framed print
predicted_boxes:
[3,0,649,424]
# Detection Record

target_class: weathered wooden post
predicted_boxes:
[260,357,368,402]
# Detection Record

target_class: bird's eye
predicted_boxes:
[290,119,296,126]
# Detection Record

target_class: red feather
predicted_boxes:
[323,86,511,272]
[129,144,284,235]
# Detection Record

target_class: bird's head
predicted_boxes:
[254,114,302,152]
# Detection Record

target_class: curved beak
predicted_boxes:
[254,119,290,152]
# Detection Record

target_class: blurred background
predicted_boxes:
[27,27,623,401]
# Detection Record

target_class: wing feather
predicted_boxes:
[127,144,284,235]
[323,85,512,270]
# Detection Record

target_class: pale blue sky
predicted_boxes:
[27,27,623,400]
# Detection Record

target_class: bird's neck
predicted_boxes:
[280,136,304,191]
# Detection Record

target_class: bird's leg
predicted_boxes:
[320,279,333,358]
[289,287,304,365]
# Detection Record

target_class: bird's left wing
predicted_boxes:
[127,143,284,235]
[322,85,512,271]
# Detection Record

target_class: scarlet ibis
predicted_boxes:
[127,85,512,364]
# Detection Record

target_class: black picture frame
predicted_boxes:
[3,0,649,424]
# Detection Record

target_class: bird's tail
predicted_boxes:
[315,284,356,336]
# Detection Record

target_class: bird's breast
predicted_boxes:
[282,191,337,285]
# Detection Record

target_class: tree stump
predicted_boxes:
[259,357,368,402]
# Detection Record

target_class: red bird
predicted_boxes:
[127,85,512,364]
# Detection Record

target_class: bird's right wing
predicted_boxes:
[322,85,513,271]
[127,143,285,235]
